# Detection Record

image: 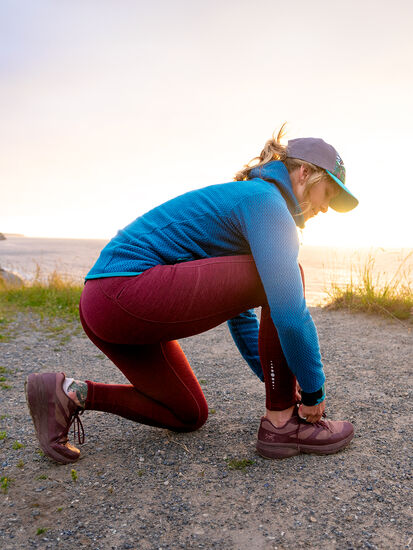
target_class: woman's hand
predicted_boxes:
[298,400,325,423]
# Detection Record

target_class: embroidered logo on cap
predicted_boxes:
[333,154,346,184]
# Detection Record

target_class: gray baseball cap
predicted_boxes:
[286,137,359,212]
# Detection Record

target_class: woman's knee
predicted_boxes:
[172,399,209,432]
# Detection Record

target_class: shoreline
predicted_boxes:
[3,232,412,251]
[1,236,412,309]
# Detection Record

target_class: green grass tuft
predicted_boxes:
[0,366,11,373]
[1,476,11,493]
[225,458,255,471]
[0,269,83,322]
[324,252,413,323]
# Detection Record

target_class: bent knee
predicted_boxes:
[173,400,209,432]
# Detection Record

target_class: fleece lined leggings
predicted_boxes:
[79,255,303,432]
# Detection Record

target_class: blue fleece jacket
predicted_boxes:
[86,162,325,394]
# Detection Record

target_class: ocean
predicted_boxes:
[1,236,411,306]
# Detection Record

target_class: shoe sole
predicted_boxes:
[256,429,354,459]
[25,373,80,465]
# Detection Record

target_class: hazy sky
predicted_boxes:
[1,0,412,247]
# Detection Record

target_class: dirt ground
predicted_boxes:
[0,307,412,549]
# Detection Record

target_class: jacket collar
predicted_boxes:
[248,161,305,228]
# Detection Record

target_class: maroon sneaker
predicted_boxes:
[256,408,354,459]
[25,372,85,464]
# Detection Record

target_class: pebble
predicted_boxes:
[1,309,411,549]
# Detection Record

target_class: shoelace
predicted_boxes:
[68,408,85,445]
[310,412,333,432]
[298,411,333,432]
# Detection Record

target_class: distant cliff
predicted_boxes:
[0,233,6,240]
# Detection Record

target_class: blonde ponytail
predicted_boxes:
[234,124,329,205]
[234,123,288,181]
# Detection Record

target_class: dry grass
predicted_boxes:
[324,251,413,323]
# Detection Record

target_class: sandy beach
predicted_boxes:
[0,307,412,549]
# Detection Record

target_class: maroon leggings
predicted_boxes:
[79,255,302,432]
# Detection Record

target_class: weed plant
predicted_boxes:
[325,252,413,322]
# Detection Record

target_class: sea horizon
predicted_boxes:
[1,234,412,307]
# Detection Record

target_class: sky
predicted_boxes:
[1,0,412,247]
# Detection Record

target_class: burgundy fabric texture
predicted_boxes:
[79,255,303,431]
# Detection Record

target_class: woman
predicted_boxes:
[25,127,358,464]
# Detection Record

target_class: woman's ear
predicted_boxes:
[294,165,309,194]
[290,165,309,202]
[299,165,310,183]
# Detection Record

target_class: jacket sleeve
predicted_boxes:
[234,192,325,393]
[227,309,264,382]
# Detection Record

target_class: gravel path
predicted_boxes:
[0,308,412,549]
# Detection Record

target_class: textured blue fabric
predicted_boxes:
[86,161,325,393]
[227,310,264,382]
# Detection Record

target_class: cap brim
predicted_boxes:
[326,170,359,213]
